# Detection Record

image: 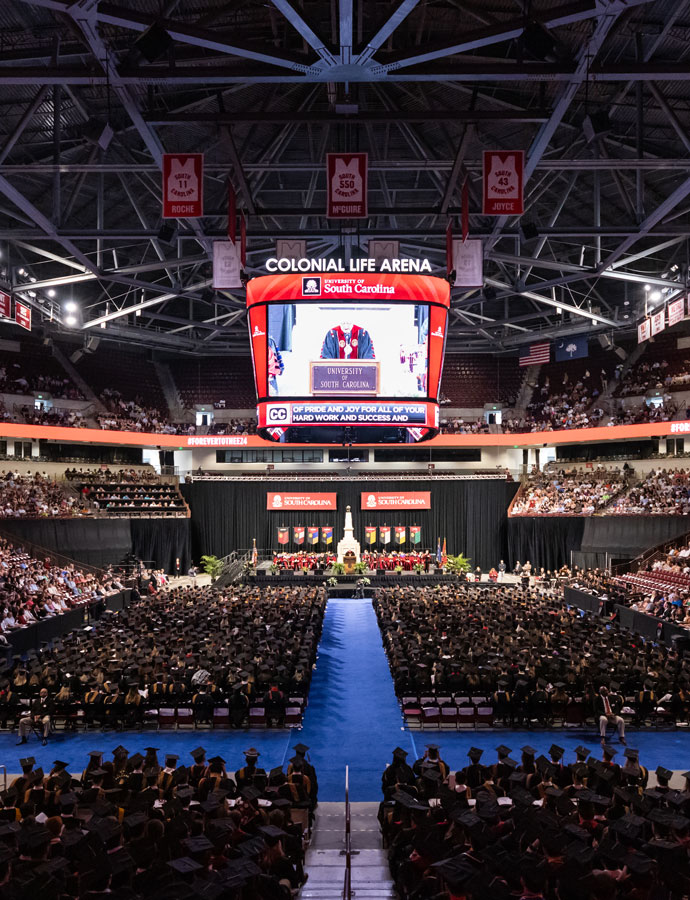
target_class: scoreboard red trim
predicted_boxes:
[246,273,449,415]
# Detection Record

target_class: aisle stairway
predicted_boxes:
[300,801,396,900]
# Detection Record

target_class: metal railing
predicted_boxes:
[343,765,352,900]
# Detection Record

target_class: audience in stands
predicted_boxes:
[608,399,677,427]
[64,467,159,484]
[2,583,324,731]
[207,418,257,435]
[381,740,690,900]
[609,467,690,515]
[81,480,187,516]
[510,466,627,516]
[0,361,83,400]
[0,470,83,518]
[22,405,87,428]
[0,744,313,897]
[97,390,195,435]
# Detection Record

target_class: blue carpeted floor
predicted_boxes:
[1,598,689,798]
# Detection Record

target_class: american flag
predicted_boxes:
[519,341,550,367]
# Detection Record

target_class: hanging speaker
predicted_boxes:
[134,22,173,63]
[614,346,627,360]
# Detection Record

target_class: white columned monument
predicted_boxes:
[337,505,361,563]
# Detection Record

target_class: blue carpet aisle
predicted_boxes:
[0,597,689,794]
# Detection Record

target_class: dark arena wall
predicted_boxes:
[182,478,519,570]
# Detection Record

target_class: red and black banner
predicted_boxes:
[307,526,319,545]
[277,527,289,545]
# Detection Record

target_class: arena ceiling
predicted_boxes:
[1,0,690,355]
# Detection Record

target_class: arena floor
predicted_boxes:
[2,598,688,798]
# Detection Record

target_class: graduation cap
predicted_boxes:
[496,745,511,757]
[392,747,408,761]
[259,825,287,845]
[182,835,214,855]
[293,743,309,755]
[421,768,442,784]
[467,747,483,763]
[549,744,564,761]
[143,747,160,753]
[190,747,206,763]
[123,811,148,830]
[88,751,104,760]
[130,753,144,768]
[575,746,590,759]
[240,786,261,803]
[165,754,179,768]
[168,857,203,875]
[269,766,284,780]
[602,744,617,758]
[208,756,225,766]
[19,757,35,769]
[656,766,673,783]
[112,746,128,757]
[624,748,640,761]
[521,745,536,757]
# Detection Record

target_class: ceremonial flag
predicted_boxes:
[307,526,319,545]
[251,538,258,566]
[365,526,377,545]
[294,526,305,545]
[321,525,333,545]
[277,527,289,545]
[555,335,588,362]
[442,538,447,567]
[410,525,421,545]
[380,525,391,545]
[436,537,442,565]
[519,342,550,367]
[395,526,406,545]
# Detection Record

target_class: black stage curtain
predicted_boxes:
[130,519,191,573]
[182,480,519,571]
[506,517,586,571]
[0,519,132,568]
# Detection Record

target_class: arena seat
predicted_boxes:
[213,707,230,728]
[421,706,440,728]
[158,707,177,729]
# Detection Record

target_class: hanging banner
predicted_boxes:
[651,308,666,336]
[293,525,305,545]
[267,492,337,510]
[410,525,421,545]
[307,526,319,545]
[452,239,483,287]
[277,527,289,545]
[362,492,431,510]
[668,296,685,327]
[365,526,377,545]
[380,525,391,545]
[327,152,368,218]
[483,150,524,215]
[637,318,651,343]
[162,153,203,218]
[14,300,31,331]
[395,526,407,545]
[0,291,10,319]
[321,525,333,545]
[213,241,242,289]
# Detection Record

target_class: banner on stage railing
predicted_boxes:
[327,152,368,218]
[267,492,337,510]
[294,526,305,545]
[365,526,377,545]
[321,525,333,545]
[162,152,203,218]
[277,527,289,545]
[483,150,524,216]
[668,296,685,327]
[380,525,391,545]
[410,525,421,545]
[395,526,406,545]
[307,526,319,545]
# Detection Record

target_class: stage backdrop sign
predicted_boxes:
[483,150,524,215]
[162,153,203,218]
[268,492,337,510]
[362,492,431,510]
[327,152,368,218]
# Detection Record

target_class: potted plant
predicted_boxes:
[331,562,345,575]
[414,562,424,574]
[444,553,471,576]
[301,566,310,575]
[356,576,371,586]
[327,576,338,587]
[394,565,403,574]
[269,563,279,575]
[242,560,256,577]
[200,554,223,582]
[354,561,368,575]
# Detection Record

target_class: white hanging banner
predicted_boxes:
[651,309,666,336]
[213,241,242,289]
[668,296,685,327]
[452,239,483,287]
[637,318,651,343]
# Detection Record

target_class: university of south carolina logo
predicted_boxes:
[252,324,265,337]
[272,494,283,508]
[366,494,377,508]
[431,326,444,338]
[302,277,321,295]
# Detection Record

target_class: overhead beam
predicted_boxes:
[148,109,550,124]
[356,0,421,65]
[485,277,619,327]
[269,0,337,65]
[83,279,213,328]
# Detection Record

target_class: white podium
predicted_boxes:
[336,505,361,563]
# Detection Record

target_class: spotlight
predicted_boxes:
[47,289,56,298]
[65,314,78,327]
[64,300,78,313]
[650,290,662,303]
[17,268,26,277]
[644,284,651,291]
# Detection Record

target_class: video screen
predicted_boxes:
[266,301,429,399]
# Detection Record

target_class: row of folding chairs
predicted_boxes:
[151,705,304,729]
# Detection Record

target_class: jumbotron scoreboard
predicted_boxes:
[246,270,450,443]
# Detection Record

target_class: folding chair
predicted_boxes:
[212,707,230,729]
[158,708,177,730]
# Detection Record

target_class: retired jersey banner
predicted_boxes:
[14,300,31,331]
[483,150,524,215]
[395,526,407,545]
[380,525,391,545]
[293,526,305,545]
[0,291,10,319]
[162,153,203,218]
[452,239,483,287]
[362,492,431,510]
[267,492,337,510]
[638,318,651,343]
[668,296,685,327]
[277,527,289,545]
[651,308,666,336]
[365,526,377,545]
[321,525,333,545]
[307,526,319,545]
[327,152,368,218]
[410,525,421,545]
